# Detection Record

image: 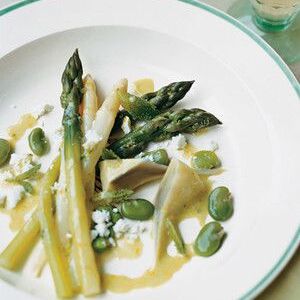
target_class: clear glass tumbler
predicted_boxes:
[250,0,300,31]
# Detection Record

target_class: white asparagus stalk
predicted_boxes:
[38,156,73,298]
[55,147,70,247]
[0,212,40,270]
[82,78,128,201]
[81,75,101,135]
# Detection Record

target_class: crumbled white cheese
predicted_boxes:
[4,185,25,209]
[121,116,132,134]
[9,153,35,175]
[169,134,186,150]
[92,210,111,224]
[34,104,54,119]
[113,218,146,241]
[83,129,102,152]
[0,170,13,182]
[92,210,112,238]
[112,208,118,213]
[91,208,147,242]
[95,223,111,237]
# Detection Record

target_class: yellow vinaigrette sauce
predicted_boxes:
[102,254,190,293]
[7,113,37,146]
[101,238,144,262]
[100,176,211,293]
[5,194,37,231]
[133,78,154,95]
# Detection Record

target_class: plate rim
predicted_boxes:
[0,1,299,299]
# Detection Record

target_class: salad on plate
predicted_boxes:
[0,50,233,298]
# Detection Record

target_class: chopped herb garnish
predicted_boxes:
[165,218,185,255]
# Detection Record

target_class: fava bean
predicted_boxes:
[191,150,221,170]
[28,128,49,156]
[208,186,233,221]
[194,222,225,257]
[140,149,170,166]
[111,211,122,224]
[121,199,154,220]
[92,237,110,253]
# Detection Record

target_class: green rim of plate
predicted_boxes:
[0,0,39,16]
[0,0,299,299]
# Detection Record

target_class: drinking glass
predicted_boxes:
[250,0,300,31]
[226,0,300,64]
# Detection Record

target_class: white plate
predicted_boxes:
[0,0,299,299]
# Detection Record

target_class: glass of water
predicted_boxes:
[250,0,300,31]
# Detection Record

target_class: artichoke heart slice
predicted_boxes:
[99,158,167,191]
[154,159,207,261]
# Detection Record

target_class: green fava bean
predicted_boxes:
[28,128,49,156]
[92,237,110,253]
[121,199,154,220]
[0,139,11,167]
[209,186,233,221]
[111,211,122,224]
[141,149,170,166]
[191,150,221,170]
[194,222,225,257]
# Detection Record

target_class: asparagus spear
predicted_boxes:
[82,79,127,201]
[0,212,40,270]
[108,108,221,158]
[81,74,101,135]
[114,81,194,127]
[118,90,159,121]
[142,80,194,110]
[61,50,101,296]
[38,156,73,298]
[55,148,70,248]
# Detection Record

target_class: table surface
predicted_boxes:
[0,0,299,299]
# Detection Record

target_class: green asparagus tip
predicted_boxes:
[60,49,83,109]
